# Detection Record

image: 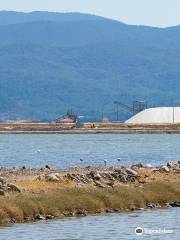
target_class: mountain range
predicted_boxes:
[0,11,180,121]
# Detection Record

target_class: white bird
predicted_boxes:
[37,149,41,154]
[146,164,152,168]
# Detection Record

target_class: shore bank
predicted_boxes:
[1,122,180,134]
[0,161,180,225]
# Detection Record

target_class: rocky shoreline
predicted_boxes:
[1,160,180,190]
[0,161,180,225]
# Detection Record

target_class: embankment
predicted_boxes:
[0,161,180,225]
[1,122,180,133]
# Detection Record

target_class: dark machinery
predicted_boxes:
[114,100,147,121]
[54,110,78,124]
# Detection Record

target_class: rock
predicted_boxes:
[118,169,129,176]
[0,189,5,196]
[78,174,89,183]
[151,168,159,172]
[125,168,138,176]
[113,208,120,212]
[113,168,136,183]
[105,209,113,213]
[169,202,180,207]
[131,207,144,211]
[167,162,174,168]
[146,164,153,168]
[54,173,60,178]
[85,166,91,169]
[66,173,79,181]
[171,162,180,171]
[94,173,102,180]
[165,203,172,208]
[75,209,87,216]
[146,203,156,209]
[63,211,75,217]
[136,208,144,210]
[114,169,129,179]
[119,175,128,183]
[173,169,180,173]
[45,173,60,182]
[131,163,144,172]
[89,171,101,181]
[0,177,6,185]
[70,174,81,182]
[11,218,16,223]
[160,165,170,173]
[45,214,54,219]
[94,181,111,188]
[111,172,119,179]
[7,184,21,193]
[146,203,160,209]
[106,173,115,181]
[35,214,45,220]
[131,163,144,168]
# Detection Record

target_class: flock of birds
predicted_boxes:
[37,149,121,167]
[36,149,154,168]
[80,158,121,166]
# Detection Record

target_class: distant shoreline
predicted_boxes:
[0,130,180,134]
[0,122,180,134]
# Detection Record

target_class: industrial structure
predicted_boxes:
[54,110,79,127]
[113,100,147,121]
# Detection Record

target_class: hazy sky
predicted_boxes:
[0,0,180,27]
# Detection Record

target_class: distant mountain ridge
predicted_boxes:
[0,11,105,25]
[0,11,180,121]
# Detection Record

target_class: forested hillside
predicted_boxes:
[0,11,180,121]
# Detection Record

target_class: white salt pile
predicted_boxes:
[126,107,180,124]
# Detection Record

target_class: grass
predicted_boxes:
[0,181,180,225]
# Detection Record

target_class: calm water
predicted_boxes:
[0,134,180,239]
[0,208,179,240]
[0,134,180,168]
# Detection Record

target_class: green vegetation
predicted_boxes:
[0,181,180,225]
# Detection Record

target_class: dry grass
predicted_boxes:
[0,181,180,225]
[15,179,74,192]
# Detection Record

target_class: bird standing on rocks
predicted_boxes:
[104,160,107,167]
[80,158,84,166]
[45,165,50,169]
[117,158,121,163]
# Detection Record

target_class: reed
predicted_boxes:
[0,181,180,225]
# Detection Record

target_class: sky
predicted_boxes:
[0,0,180,27]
